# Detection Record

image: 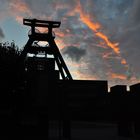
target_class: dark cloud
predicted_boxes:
[62,46,86,62]
[0,27,5,38]
[130,0,140,23]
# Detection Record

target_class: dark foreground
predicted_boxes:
[0,119,140,140]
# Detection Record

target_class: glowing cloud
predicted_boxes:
[76,0,120,55]
[9,0,32,23]
[111,73,127,80]
[71,0,134,82]
[73,0,130,71]
[9,0,31,14]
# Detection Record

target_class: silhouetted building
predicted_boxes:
[130,83,140,136]
[130,83,140,97]
[58,80,108,120]
[110,85,127,96]
[110,85,133,137]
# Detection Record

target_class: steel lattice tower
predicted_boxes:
[21,18,72,80]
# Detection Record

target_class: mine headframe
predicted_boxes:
[21,18,72,80]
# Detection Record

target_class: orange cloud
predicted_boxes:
[96,32,120,54]
[72,70,97,80]
[55,31,65,38]
[74,0,129,71]
[9,0,31,14]
[9,0,32,23]
[111,73,127,80]
[102,52,113,59]
[76,0,120,55]
[121,59,127,65]
[55,39,65,49]
[15,15,23,23]
[65,60,96,80]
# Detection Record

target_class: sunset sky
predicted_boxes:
[0,0,140,87]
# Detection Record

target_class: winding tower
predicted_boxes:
[21,18,72,80]
[16,19,73,139]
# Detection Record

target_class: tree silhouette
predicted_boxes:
[0,42,22,91]
[0,42,23,115]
